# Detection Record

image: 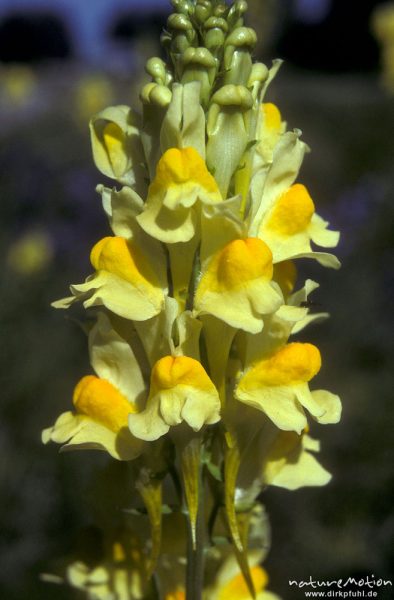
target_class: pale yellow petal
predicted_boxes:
[89,313,146,407]
[267,445,331,490]
[42,409,142,461]
[89,105,146,192]
[311,389,342,424]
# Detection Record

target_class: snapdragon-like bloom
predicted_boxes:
[137,146,222,243]
[128,355,221,441]
[54,235,167,321]
[194,237,283,333]
[42,313,145,460]
[236,342,341,433]
[259,183,340,264]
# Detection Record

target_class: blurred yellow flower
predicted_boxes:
[7,230,53,275]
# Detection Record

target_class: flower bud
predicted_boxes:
[181,47,217,106]
[89,105,145,186]
[223,27,257,86]
[140,82,172,108]
[167,13,197,54]
[140,84,172,179]
[247,62,269,87]
[211,83,253,109]
[145,57,172,86]
[207,85,253,197]
[227,0,248,29]
[171,0,195,17]
[195,0,212,25]
[213,3,227,18]
[203,17,228,58]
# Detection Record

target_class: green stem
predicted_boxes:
[185,468,205,600]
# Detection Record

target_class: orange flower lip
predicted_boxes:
[149,147,220,196]
[73,375,137,433]
[265,183,315,236]
[215,238,273,289]
[243,343,321,388]
[90,236,157,288]
[151,355,216,392]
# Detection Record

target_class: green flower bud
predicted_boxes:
[247,62,269,101]
[181,47,217,107]
[203,17,228,58]
[140,83,172,108]
[247,62,269,87]
[145,57,172,86]
[167,12,193,32]
[223,27,257,86]
[140,83,172,179]
[167,13,198,54]
[225,26,257,50]
[207,85,254,197]
[213,3,227,18]
[227,0,248,29]
[211,84,253,109]
[195,0,212,25]
[171,0,195,17]
[182,46,217,70]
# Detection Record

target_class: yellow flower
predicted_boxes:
[7,230,53,275]
[74,75,114,123]
[128,355,221,441]
[194,237,283,333]
[137,147,222,243]
[42,314,145,460]
[258,183,340,267]
[236,342,329,433]
[1,65,36,105]
[54,236,167,321]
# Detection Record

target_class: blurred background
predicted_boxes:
[0,0,393,598]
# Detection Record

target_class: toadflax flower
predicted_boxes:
[128,355,221,441]
[42,313,145,460]
[235,341,341,434]
[137,146,222,243]
[258,182,340,265]
[194,236,283,334]
[54,234,167,321]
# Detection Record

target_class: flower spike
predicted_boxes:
[44,1,342,598]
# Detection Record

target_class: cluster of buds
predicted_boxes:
[42,1,341,598]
